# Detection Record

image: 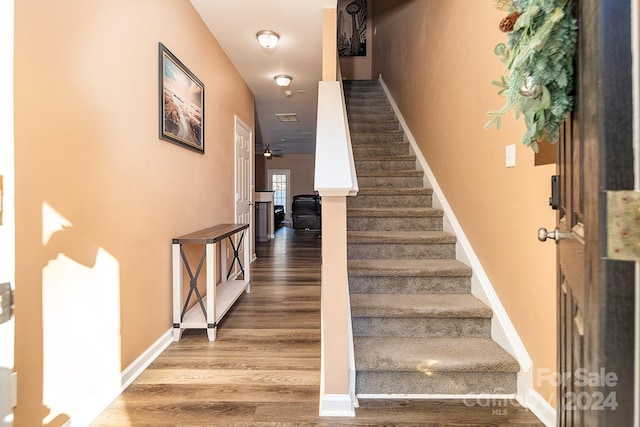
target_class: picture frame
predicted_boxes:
[338,0,367,57]
[159,43,205,153]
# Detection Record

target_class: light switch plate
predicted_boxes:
[505,144,516,168]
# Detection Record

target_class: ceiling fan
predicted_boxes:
[263,144,283,159]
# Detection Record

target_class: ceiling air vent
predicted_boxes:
[276,113,299,122]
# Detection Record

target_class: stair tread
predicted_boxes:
[348,258,472,276]
[355,155,416,161]
[352,142,408,148]
[351,293,492,318]
[354,337,519,372]
[356,187,432,195]
[347,112,393,116]
[349,117,395,122]
[345,95,386,99]
[348,207,442,217]
[348,230,455,243]
[350,130,404,136]
[356,170,423,177]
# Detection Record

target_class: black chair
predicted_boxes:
[274,205,285,226]
[292,194,321,230]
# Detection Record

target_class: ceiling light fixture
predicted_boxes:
[263,145,273,158]
[274,74,292,87]
[256,30,280,49]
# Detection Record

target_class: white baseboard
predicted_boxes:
[319,393,356,417]
[519,389,556,427]
[121,328,173,389]
[84,328,173,426]
[358,393,516,400]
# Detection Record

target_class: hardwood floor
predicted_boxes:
[92,225,544,426]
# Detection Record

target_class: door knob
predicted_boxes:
[538,227,562,243]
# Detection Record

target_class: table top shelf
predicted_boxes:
[172,223,249,245]
[180,279,249,326]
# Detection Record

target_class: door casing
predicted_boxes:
[234,116,253,270]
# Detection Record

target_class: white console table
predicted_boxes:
[172,223,250,341]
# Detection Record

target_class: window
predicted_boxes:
[268,169,290,215]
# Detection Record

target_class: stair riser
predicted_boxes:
[344,85,380,91]
[347,243,455,259]
[351,133,405,143]
[357,175,424,188]
[355,159,416,171]
[352,317,491,338]
[353,145,410,157]
[348,113,396,122]
[348,105,393,115]
[343,81,379,86]
[350,122,400,132]
[355,371,517,395]
[347,194,432,208]
[344,92,386,99]
[349,275,472,294]
[348,216,443,231]
[346,98,389,107]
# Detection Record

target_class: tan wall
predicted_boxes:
[13,0,254,425]
[372,0,557,404]
[257,154,317,210]
[255,154,267,190]
[323,7,338,82]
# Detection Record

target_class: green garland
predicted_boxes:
[485,0,578,152]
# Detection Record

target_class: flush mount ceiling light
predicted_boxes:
[256,30,280,49]
[274,74,292,87]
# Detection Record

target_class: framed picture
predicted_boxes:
[159,43,205,153]
[338,0,367,57]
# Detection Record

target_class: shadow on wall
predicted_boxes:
[20,202,122,427]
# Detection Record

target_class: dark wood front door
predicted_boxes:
[555,0,636,425]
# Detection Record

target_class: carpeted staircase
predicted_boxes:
[344,79,519,396]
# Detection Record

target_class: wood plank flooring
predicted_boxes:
[92,225,544,426]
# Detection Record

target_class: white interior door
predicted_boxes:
[0,2,16,425]
[234,116,252,275]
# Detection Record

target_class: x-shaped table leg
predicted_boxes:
[179,246,207,321]
[226,230,245,280]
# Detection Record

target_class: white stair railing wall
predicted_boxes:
[315,10,359,415]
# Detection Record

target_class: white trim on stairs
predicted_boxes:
[319,394,356,417]
[357,393,516,400]
[519,388,556,427]
[378,76,555,427]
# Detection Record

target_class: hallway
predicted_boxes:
[92,226,543,426]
